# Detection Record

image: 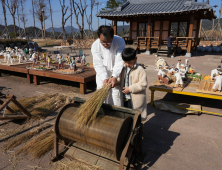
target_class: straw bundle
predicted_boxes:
[51,160,103,170]
[30,94,67,118]
[73,84,111,128]
[2,123,52,151]
[6,93,58,114]
[16,129,54,158]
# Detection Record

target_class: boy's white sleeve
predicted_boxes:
[129,69,148,94]
[112,38,125,79]
[92,42,108,81]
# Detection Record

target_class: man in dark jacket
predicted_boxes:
[167,34,174,57]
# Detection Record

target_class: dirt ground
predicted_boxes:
[0,48,222,170]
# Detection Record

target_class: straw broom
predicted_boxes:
[2,123,52,151]
[73,84,111,128]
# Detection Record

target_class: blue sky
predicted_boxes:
[0,0,221,31]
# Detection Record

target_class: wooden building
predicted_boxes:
[97,0,216,57]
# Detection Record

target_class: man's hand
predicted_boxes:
[103,79,109,86]
[122,87,130,94]
[108,77,117,88]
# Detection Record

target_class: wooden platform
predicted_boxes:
[0,63,96,94]
[152,80,191,92]
[149,80,222,116]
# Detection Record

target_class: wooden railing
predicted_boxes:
[137,37,159,50]
[137,36,200,54]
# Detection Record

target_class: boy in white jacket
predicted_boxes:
[119,48,148,122]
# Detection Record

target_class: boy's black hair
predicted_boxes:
[97,25,114,40]
[122,48,136,61]
[170,34,173,36]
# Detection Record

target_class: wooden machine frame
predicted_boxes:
[53,97,143,170]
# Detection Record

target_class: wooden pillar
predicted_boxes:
[130,20,132,40]
[147,17,151,37]
[147,17,151,53]
[186,15,194,57]
[159,19,163,45]
[114,19,117,35]
[177,22,180,37]
[196,19,201,38]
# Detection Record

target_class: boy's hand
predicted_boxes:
[103,79,109,86]
[108,77,117,88]
[122,87,130,94]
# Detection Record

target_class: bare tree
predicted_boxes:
[72,0,87,39]
[19,0,27,36]
[59,0,72,40]
[6,0,19,37]
[31,0,36,38]
[16,2,20,35]
[84,0,91,37]
[70,0,73,38]
[48,0,55,39]
[34,0,48,39]
[90,0,95,38]
[1,0,9,38]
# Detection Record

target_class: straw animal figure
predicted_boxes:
[73,84,111,128]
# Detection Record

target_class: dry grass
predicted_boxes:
[51,159,103,170]
[16,129,54,158]
[6,93,68,119]
[73,84,111,128]
[2,123,52,151]
[30,94,67,118]
[32,39,62,47]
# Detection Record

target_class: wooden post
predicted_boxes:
[114,19,117,35]
[33,75,40,85]
[130,20,132,40]
[146,17,151,53]
[54,136,59,161]
[80,83,87,94]
[196,19,201,38]
[150,90,155,106]
[159,19,163,45]
[186,15,194,57]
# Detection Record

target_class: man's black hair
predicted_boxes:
[122,48,136,61]
[170,34,173,36]
[97,25,114,40]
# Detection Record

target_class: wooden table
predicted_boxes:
[149,82,222,116]
[28,66,96,94]
[0,63,33,84]
[0,63,96,94]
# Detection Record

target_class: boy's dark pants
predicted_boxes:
[124,99,132,109]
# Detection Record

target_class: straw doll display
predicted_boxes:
[71,57,77,71]
[81,54,86,65]
[56,54,64,69]
[32,53,37,68]
[47,55,51,68]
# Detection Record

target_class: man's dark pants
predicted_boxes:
[167,47,172,57]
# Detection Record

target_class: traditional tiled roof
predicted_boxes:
[97,0,215,18]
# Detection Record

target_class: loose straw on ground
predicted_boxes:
[73,84,111,128]
[51,159,104,170]
[16,129,54,158]
[2,123,52,151]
